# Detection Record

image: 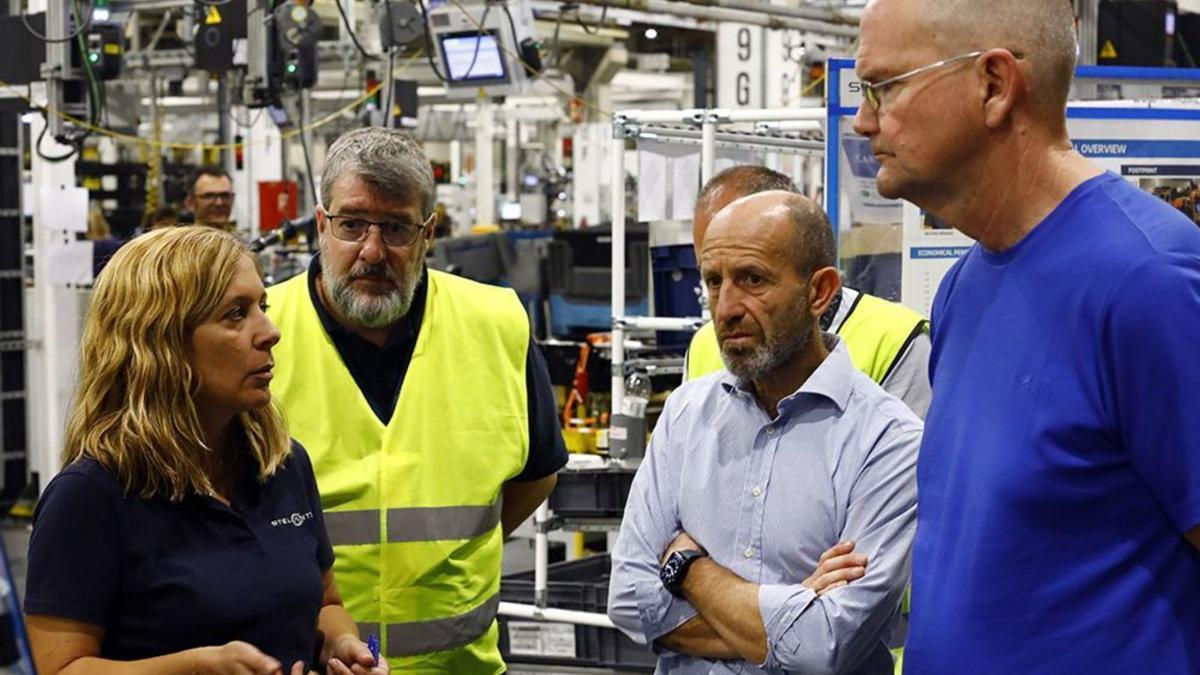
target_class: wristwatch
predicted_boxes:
[660,549,707,597]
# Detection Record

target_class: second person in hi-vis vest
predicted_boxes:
[683,166,931,420]
[267,127,567,674]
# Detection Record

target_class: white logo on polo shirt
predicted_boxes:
[271,511,314,527]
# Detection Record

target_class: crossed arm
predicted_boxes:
[657,540,868,661]
[608,411,920,671]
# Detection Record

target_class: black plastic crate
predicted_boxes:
[499,555,656,671]
[501,554,612,611]
[548,469,635,518]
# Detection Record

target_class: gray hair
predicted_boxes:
[320,127,436,214]
[921,0,1078,115]
[780,194,837,275]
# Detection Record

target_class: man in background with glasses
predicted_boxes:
[266,126,566,673]
[184,164,236,229]
[853,1,1200,673]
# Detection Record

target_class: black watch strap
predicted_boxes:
[660,549,707,597]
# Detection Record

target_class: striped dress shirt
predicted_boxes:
[609,334,922,674]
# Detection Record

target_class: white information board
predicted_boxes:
[900,109,1200,315]
[717,23,764,109]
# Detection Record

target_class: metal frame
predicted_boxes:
[608,107,824,415]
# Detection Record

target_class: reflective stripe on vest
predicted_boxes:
[683,291,927,385]
[325,503,502,546]
[268,269,528,674]
[356,594,500,657]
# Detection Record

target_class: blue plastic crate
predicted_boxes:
[651,245,704,350]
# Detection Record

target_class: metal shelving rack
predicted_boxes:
[499,108,829,652]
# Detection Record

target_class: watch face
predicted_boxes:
[660,550,698,596]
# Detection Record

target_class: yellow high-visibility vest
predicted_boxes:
[685,291,927,384]
[268,269,529,674]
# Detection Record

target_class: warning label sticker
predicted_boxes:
[506,622,577,658]
[205,6,222,25]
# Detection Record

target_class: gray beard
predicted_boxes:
[318,251,421,329]
[720,300,814,382]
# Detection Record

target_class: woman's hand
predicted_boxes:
[325,634,390,675]
[196,641,285,674]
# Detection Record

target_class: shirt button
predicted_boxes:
[766,426,776,437]
[752,486,762,497]
[744,547,754,558]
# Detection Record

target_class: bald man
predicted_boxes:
[854,0,1200,672]
[684,165,931,419]
[609,191,922,674]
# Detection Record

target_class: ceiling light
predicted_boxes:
[644,28,658,40]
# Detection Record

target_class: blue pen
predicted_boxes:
[367,634,380,666]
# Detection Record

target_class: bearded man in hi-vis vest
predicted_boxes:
[683,166,931,421]
[268,127,567,674]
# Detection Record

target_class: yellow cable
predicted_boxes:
[801,70,827,97]
[0,49,423,151]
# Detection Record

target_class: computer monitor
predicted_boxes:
[438,30,509,85]
[0,538,35,674]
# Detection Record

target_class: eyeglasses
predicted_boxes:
[860,51,984,112]
[194,191,235,203]
[321,207,433,247]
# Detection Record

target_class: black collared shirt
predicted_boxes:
[306,256,567,482]
[25,443,333,670]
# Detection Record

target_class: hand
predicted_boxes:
[802,541,868,596]
[326,633,390,675]
[661,531,704,564]
[196,641,284,675]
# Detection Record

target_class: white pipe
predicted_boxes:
[533,500,550,607]
[638,128,824,154]
[615,109,702,125]
[701,118,716,186]
[573,0,859,37]
[475,94,495,226]
[717,108,827,123]
[756,121,824,133]
[611,132,627,415]
[505,117,519,203]
[619,316,705,331]
[499,602,617,629]
[618,108,826,126]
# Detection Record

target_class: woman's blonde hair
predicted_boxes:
[63,226,291,501]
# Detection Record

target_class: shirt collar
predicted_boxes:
[718,333,856,413]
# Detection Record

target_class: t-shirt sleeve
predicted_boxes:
[291,441,335,570]
[511,339,568,482]
[24,469,122,626]
[1105,255,1200,534]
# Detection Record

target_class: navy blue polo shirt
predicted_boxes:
[25,442,333,670]
[306,256,568,481]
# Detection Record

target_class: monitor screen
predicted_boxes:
[439,31,508,83]
[499,201,522,221]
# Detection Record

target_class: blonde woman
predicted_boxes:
[24,227,387,675]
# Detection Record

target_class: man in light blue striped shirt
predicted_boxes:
[609,191,922,674]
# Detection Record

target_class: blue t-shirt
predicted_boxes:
[25,441,334,670]
[906,173,1200,674]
